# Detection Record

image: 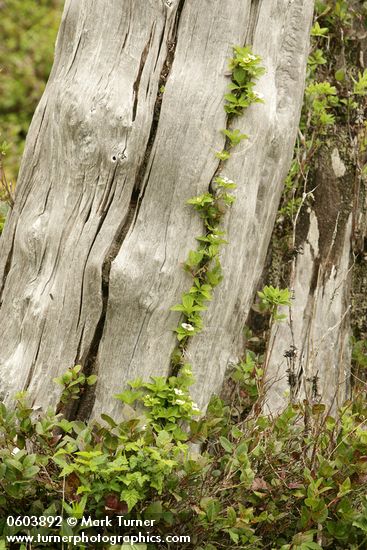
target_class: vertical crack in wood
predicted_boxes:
[72,0,187,420]
[245,0,262,45]
[24,320,46,393]
[0,231,16,306]
[130,0,186,231]
[132,27,155,122]
[170,3,261,376]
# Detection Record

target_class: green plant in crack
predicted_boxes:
[305,81,339,129]
[170,46,265,363]
[224,46,265,116]
[277,0,367,229]
[53,365,97,405]
[115,365,200,440]
[221,128,248,147]
[257,285,291,322]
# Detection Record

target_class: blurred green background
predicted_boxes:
[0,0,64,185]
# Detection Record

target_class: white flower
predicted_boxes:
[191,403,200,412]
[140,424,147,431]
[254,91,264,100]
[175,399,186,406]
[242,54,256,63]
[222,177,234,184]
[174,388,184,395]
[12,447,21,455]
[181,323,194,331]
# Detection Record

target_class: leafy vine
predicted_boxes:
[170,46,265,369]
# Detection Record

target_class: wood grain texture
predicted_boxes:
[265,145,355,413]
[0,0,314,417]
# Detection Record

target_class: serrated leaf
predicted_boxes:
[114,389,143,405]
[120,488,141,511]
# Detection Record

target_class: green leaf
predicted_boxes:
[233,67,246,84]
[311,22,329,36]
[114,389,143,405]
[23,465,40,478]
[228,529,239,543]
[200,498,220,522]
[145,501,163,517]
[335,69,345,82]
[101,413,117,427]
[87,374,98,385]
[120,488,142,511]
[187,193,214,208]
[215,150,231,161]
[182,293,195,310]
[219,436,233,453]
[353,516,367,533]
[226,506,237,525]
[222,128,248,145]
[171,304,186,312]
[308,49,327,67]
[224,93,239,104]
[292,531,318,545]
[186,250,204,267]
[354,69,367,96]
[337,477,351,497]
[5,458,24,471]
[156,430,172,447]
[305,497,321,511]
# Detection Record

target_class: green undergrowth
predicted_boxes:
[1,365,367,549]
[0,286,365,549]
[0,0,63,233]
[268,0,367,409]
[0,0,63,183]
[277,0,367,234]
[1,4,367,549]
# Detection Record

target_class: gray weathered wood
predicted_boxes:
[0,0,314,417]
[265,145,355,413]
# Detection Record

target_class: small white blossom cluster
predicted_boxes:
[181,323,194,332]
[143,394,157,407]
[221,176,235,184]
[253,91,264,100]
[242,53,257,64]
[174,399,186,406]
[173,397,200,413]
[173,387,188,406]
[170,386,200,414]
